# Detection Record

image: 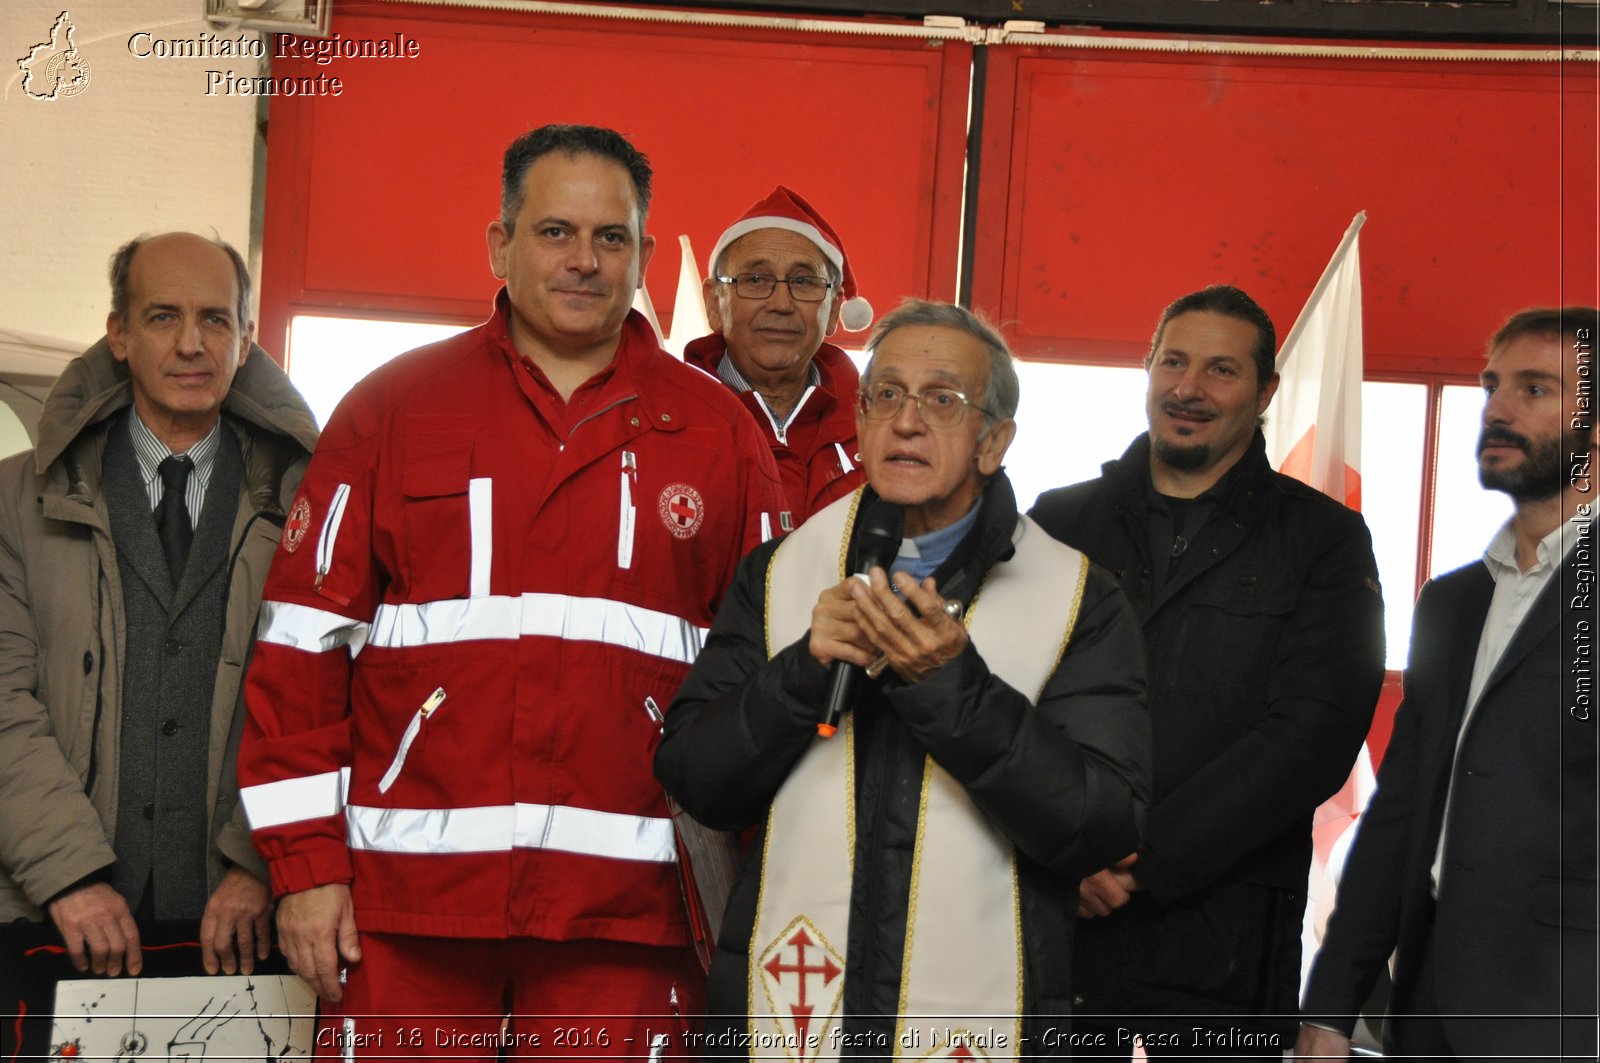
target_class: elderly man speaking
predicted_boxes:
[656,299,1150,1057]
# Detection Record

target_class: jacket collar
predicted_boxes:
[486,291,689,448]
[852,470,1019,606]
[34,336,319,476]
[684,332,860,405]
[1104,428,1273,512]
[1474,532,1582,705]
[605,310,688,431]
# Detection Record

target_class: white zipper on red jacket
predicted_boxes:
[378,686,447,793]
[618,450,637,568]
[755,383,817,447]
[314,483,352,590]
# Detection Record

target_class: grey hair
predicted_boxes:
[863,298,1020,422]
[109,233,252,331]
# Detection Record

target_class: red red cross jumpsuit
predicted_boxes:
[240,296,786,1056]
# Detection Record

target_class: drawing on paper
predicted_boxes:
[50,975,316,1062]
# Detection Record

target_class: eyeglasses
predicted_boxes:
[857,383,992,428]
[715,273,835,303]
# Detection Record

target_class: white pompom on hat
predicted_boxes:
[707,185,874,332]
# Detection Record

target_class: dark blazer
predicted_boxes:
[1031,431,1385,1032]
[1303,532,1598,1060]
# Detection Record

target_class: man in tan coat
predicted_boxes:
[0,234,318,1052]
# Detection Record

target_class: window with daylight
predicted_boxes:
[287,316,472,428]
[1432,384,1515,578]
[1358,383,1428,669]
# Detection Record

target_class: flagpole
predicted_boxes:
[1276,211,1367,369]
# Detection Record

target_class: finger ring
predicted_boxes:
[942,600,964,620]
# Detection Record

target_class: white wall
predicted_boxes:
[1,0,263,345]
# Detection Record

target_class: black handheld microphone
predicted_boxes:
[818,500,904,738]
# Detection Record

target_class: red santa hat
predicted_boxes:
[707,185,874,332]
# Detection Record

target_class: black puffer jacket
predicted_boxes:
[656,474,1151,1056]
[1029,432,1384,1035]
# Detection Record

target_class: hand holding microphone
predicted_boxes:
[849,568,969,687]
[865,597,964,679]
[814,500,904,738]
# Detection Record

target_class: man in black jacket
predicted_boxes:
[1031,285,1385,1059]
[1297,307,1598,1063]
[656,298,1149,1057]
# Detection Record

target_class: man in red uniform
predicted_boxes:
[685,187,872,529]
[238,125,785,1055]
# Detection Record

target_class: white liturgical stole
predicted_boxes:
[752,489,1088,1062]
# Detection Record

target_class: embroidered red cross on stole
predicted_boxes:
[759,917,844,1058]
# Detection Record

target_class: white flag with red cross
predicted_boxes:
[1266,212,1382,996]
[1266,211,1366,510]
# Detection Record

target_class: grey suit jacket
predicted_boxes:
[1303,536,1597,1060]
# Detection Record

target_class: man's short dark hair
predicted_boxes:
[109,234,252,331]
[1147,284,1277,392]
[500,124,652,237]
[1489,306,1600,358]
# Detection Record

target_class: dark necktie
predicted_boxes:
[155,455,194,582]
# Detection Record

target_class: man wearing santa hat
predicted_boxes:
[686,187,873,530]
